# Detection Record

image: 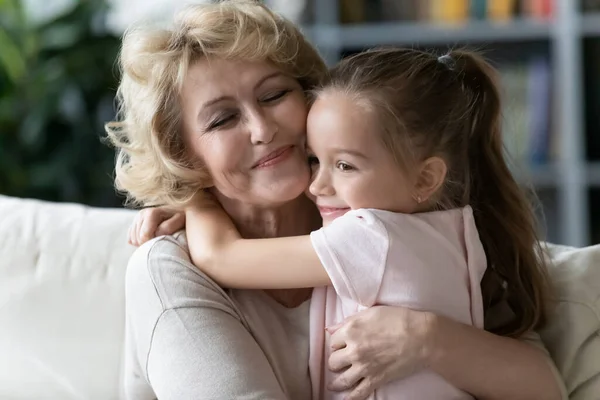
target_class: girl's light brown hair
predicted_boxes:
[105,0,328,208]
[321,47,550,337]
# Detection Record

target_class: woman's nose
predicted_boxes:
[248,108,277,145]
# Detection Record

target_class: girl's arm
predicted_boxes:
[185,205,330,289]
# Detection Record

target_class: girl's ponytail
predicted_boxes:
[450,50,550,336]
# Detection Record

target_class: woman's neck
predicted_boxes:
[212,192,322,308]
[215,193,321,239]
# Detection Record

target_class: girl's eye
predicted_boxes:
[261,89,291,103]
[208,113,238,130]
[308,155,319,166]
[336,161,354,172]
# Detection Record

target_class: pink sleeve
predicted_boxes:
[309,210,389,307]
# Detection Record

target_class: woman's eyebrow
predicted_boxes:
[255,71,285,88]
[201,96,232,111]
[199,72,284,110]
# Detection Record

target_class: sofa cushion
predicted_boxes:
[0,195,135,400]
[1,194,600,399]
[541,244,600,399]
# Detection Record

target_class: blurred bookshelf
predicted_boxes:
[290,0,599,246]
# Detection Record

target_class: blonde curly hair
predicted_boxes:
[105,0,328,208]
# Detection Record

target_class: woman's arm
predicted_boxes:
[185,205,330,289]
[325,306,564,400]
[124,236,290,399]
[427,316,563,400]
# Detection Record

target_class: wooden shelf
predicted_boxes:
[337,19,552,47]
[306,19,553,49]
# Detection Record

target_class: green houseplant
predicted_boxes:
[0,0,124,207]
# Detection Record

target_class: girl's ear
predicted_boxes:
[414,156,447,203]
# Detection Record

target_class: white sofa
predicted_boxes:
[0,195,599,399]
[0,196,135,399]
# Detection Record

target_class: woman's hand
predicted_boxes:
[328,305,564,400]
[128,207,185,246]
[326,306,435,400]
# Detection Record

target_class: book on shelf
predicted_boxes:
[340,0,554,24]
[582,0,600,12]
[500,57,553,168]
[521,0,553,20]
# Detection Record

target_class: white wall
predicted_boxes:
[106,0,308,32]
[22,0,75,24]
[106,0,208,33]
[20,0,200,31]
[22,0,308,32]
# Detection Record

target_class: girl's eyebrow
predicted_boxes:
[331,148,368,159]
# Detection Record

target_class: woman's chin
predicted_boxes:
[266,177,310,204]
[254,158,310,204]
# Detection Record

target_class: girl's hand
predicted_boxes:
[128,206,185,246]
[326,306,436,400]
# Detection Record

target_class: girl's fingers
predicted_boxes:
[127,219,137,246]
[155,212,185,236]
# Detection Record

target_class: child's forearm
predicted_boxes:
[185,206,240,268]
[204,235,331,289]
[185,207,330,289]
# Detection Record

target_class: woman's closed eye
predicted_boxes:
[260,89,292,104]
[207,111,239,130]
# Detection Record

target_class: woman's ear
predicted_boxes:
[414,157,447,202]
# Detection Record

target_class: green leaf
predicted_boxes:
[1,0,124,206]
[39,23,83,50]
[0,28,26,82]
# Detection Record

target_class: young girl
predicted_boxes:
[185,48,550,399]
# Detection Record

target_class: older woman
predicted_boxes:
[109,1,566,399]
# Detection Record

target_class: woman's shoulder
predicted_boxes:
[126,233,190,297]
[128,232,190,274]
[126,232,230,311]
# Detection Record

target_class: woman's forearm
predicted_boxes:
[428,316,563,400]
